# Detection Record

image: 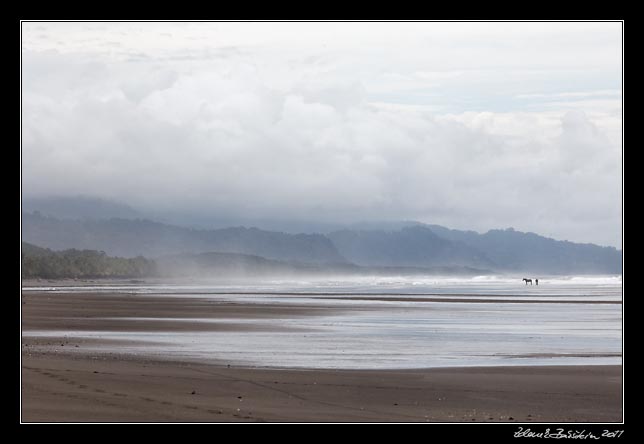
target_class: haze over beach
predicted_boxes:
[21,21,622,424]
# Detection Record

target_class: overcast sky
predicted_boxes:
[21,22,622,247]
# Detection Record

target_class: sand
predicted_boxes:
[20,291,623,423]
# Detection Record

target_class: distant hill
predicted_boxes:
[21,242,155,279]
[424,224,622,274]
[21,212,347,264]
[22,196,139,220]
[21,241,491,279]
[328,226,495,269]
[328,224,621,274]
[21,209,622,275]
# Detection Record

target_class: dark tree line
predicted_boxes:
[21,243,156,279]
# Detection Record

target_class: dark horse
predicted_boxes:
[523,278,532,285]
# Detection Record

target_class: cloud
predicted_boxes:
[21,23,622,248]
[515,89,621,100]
[119,67,178,103]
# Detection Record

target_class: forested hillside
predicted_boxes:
[21,242,156,279]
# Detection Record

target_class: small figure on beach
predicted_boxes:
[523,278,532,285]
[535,279,539,285]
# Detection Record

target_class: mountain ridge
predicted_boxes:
[21,212,347,264]
[21,208,621,275]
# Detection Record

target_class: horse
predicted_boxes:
[523,278,532,285]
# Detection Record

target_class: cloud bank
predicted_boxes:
[21,22,622,247]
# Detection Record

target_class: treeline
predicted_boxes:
[21,242,156,279]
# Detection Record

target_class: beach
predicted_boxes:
[20,287,622,422]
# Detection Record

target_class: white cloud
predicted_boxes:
[515,89,621,100]
[21,22,622,247]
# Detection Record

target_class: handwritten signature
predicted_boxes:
[514,428,624,440]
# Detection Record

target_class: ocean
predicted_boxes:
[22,275,623,369]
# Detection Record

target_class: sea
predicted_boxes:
[22,275,623,370]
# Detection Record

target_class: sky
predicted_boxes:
[21,22,622,247]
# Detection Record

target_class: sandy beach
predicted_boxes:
[21,291,623,423]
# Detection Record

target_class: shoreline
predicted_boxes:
[21,290,623,422]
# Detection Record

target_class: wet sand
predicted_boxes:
[21,291,623,422]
